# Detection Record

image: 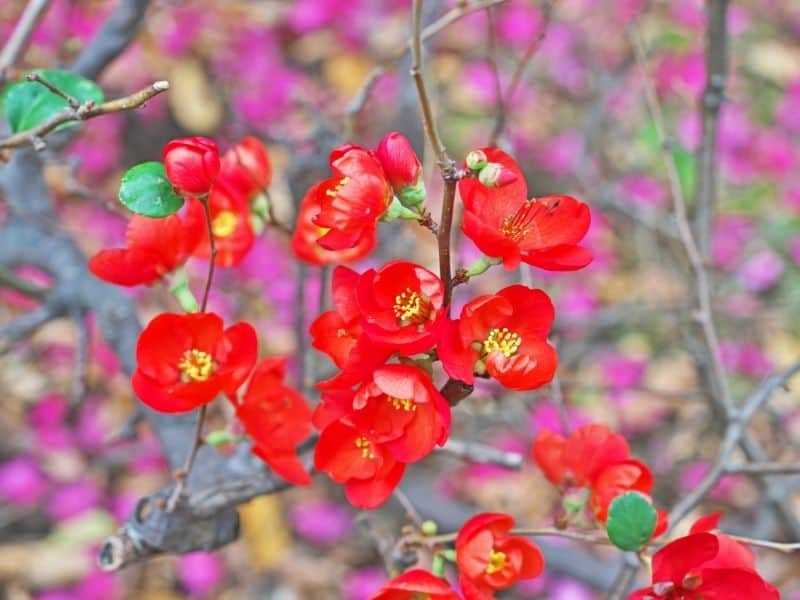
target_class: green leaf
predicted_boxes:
[605,492,657,552]
[1,69,104,133]
[119,162,184,217]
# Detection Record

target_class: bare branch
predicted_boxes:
[693,0,729,257]
[0,81,170,150]
[438,438,524,468]
[726,462,800,475]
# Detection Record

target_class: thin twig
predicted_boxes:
[0,266,48,299]
[166,196,218,511]
[725,462,800,475]
[693,0,729,257]
[0,80,170,150]
[0,0,52,85]
[489,0,557,145]
[438,438,524,468]
[27,72,80,108]
[628,23,733,417]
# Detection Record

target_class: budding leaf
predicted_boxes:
[1,69,104,133]
[605,492,657,552]
[119,161,184,217]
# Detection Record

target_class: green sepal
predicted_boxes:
[397,180,426,208]
[381,195,422,222]
[168,268,199,313]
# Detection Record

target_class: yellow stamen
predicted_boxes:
[324,176,351,198]
[485,549,507,575]
[482,327,522,358]
[355,436,376,459]
[178,349,215,382]
[211,210,237,238]
[393,288,431,324]
[387,396,417,412]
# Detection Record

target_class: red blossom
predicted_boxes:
[132,312,257,413]
[292,182,376,265]
[629,515,779,600]
[373,131,422,192]
[313,420,405,509]
[355,260,446,355]
[88,213,203,286]
[163,136,221,197]
[313,365,450,508]
[370,569,460,600]
[310,266,394,389]
[312,144,392,251]
[439,284,557,390]
[532,424,667,534]
[458,148,592,271]
[456,513,544,599]
[185,186,254,267]
[232,357,312,486]
[217,135,272,200]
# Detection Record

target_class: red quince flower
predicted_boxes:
[88,213,203,286]
[217,136,272,200]
[356,260,446,355]
[456,513,544,599]
[313,365,450,508]
[458,148,592,271]
[312,144,392,251]
[163,136,221,197]
[292,182,376,265]
[629,514,779,600]
[185,186,254,267]
[310,266,394,389]
[232,357,312,486]
[371,569,460,600]
[532,425,667,535]
[313,420,405,509]
[374,131,422,192]
[439,284,557,390]
[132,312,257,413]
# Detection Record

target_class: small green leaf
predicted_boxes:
[672,145,697,200]
[119,162,184,217]
[1,69,104,132]
[204,430,237,447]
[606,492,657,552]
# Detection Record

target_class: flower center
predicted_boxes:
[393,288,431,324]
[178,349,215,382]
[485,549,507,575]
[211,210,238,238]
[482,327,522,358]
[355,436,376,459]
[324,176,351,198]
[387,395,417,412]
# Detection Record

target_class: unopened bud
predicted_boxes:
[465,149,488,171]
[478,162,517,188]
[421,520,438,536]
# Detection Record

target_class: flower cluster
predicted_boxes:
[532,424,667,533]
[292,131,423,266]
[89,135,271,286]
[629,514,779,599]
[371,512,544,600]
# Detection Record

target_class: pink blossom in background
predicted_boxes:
[179,552,224,597]
[29,394,74,451]
[344,567,387,600]
[655,51,705,98]
[677,111,701,150]
[548,578,596,600]
[721,340,772,377]
[669,0,705,30]
[109,493,139,523]
[780,182,800,213]
[289,500,352,545]
[612,0,646,23]
[777,79,800,133]
[46,478,102,522]
[497,2,544,46]
[558,284,599,321]
[287,0,340,33]
[712,215,754,270]
[158,4,208,56]
[529,402,589,437]
[0,456,48,506]
[535,130,584,176]
[75,398,110,454]
[74,570,122,600]
[618,174,667,208]
[736,249,784,292]
[598,353,646,390]
[68,113,124,178]
[680,461,738,501]
[752,130,797,178]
